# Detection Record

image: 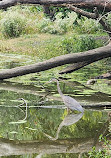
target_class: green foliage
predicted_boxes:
[27,5,43,13]
[7,5,43,13]
[106,13,111,26]
[61,35,102,54]
[75,17,102,34]
[55,7,71,18]
[88,135,111,158]
[36,34,103,61]
[37,12,77,34]
[0,5,44,38]
[0,5,107,38]
[0,11,26,38]
[37,18,53,33]
[88,146,110,158]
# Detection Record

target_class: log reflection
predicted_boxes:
[0,137,102,157]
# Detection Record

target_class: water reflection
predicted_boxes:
[36,153,44,158]
[0,80,110,157]
[9,98,28,124]
[0,108,110,157]
[44,112,84,140]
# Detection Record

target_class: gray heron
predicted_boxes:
[49,78,84,113]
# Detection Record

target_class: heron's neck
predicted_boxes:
[56,80,63,96]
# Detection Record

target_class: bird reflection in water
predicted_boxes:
[44,112,84,141]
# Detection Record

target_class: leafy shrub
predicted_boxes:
[37,18,52,33]
[75,35,97,51]
[52,12,77,34]
[37,12,77,34]
[1,11,26,38]
[88,146,110,158]
[37,11,104,35]
[75,17,102,34]
[0,5,106,38]
[106,13,111,26]
[88,135,111,158]
[41,35,103,60]
[61,35,102,53]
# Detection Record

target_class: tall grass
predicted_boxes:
[0,5,109,38]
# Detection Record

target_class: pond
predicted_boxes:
[0,53,111,157]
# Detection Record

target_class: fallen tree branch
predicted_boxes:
[59,60,93,74]
[0,44,111,80]
[0,0,111,11]
[63,4,98,19]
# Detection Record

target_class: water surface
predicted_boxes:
[0,52,111,157]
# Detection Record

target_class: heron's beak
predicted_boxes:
[45,81,51,84]
[45,80,52,84]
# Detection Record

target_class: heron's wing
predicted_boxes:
[62,95,83,111]
[63,95,80,106]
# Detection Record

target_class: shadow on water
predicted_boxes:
[0,80,110,157]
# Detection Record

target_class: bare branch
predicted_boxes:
[63,5,111,37]
[63,4,98,19]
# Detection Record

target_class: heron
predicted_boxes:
[49,78,84,113]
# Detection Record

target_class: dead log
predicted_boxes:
[0,0,111,11]
[0,44,111,80]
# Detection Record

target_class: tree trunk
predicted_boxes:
[0,44,111,80]
[0,0,111,11]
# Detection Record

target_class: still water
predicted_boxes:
[0,53,111,157]
[0,79,110,158]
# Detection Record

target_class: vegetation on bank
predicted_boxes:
[0,5,110,84]
[0,5,108,60]
[0,5,105,38]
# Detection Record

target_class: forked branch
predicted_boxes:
[63,4,111,37]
